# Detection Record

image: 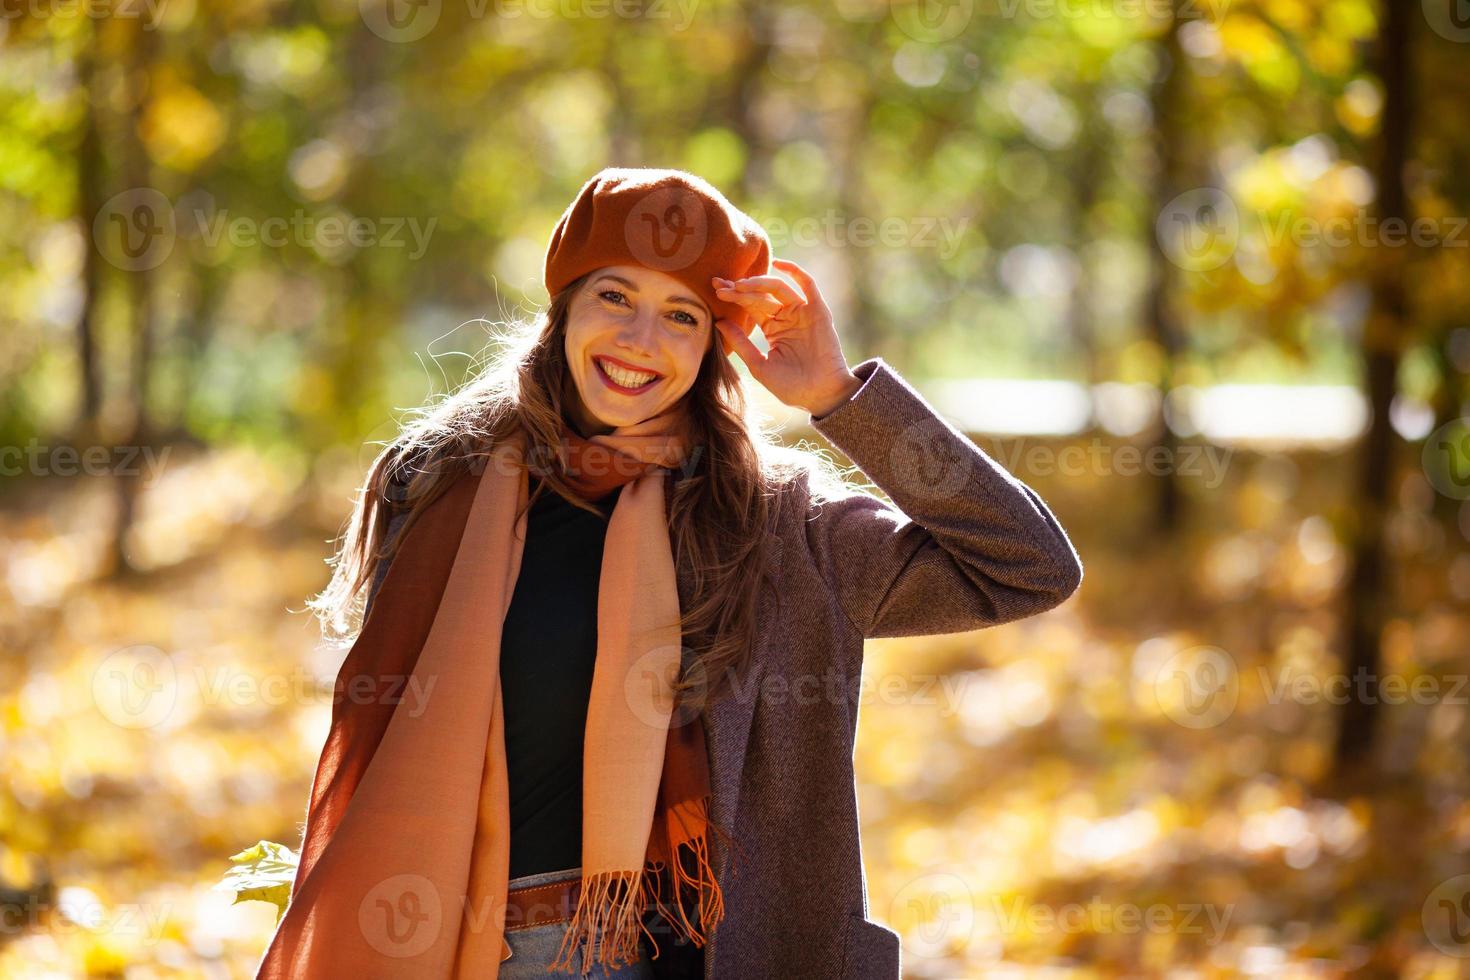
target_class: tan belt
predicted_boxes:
[500,876,584,961]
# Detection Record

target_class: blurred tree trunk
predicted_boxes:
[1069,106,1105,390]
[835,21,883,360]
[1426,321,1467,527]
[602,38,635,163]
[156,258,217,446]
[110,20,159,578]
[1332,0,1415,777]
[75,30,105,435]
[1143,5,1187,533]
[713,0,772,197]
[330,21,391,445]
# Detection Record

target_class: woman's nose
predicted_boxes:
[615,313,660,356]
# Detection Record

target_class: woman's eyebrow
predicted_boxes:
[593,274,709,317]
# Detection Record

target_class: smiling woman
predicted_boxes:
[562,265,715,437]
[260,167,1082,980]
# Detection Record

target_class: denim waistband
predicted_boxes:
[507,865,581,892]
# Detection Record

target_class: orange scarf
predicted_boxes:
[256,406,729,978]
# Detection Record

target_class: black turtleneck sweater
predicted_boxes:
[499,474,620,879]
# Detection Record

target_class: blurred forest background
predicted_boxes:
[2,0,1469,976]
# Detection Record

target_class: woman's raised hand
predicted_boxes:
[713,257,862,418]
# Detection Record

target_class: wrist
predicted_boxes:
[805,372,863,419]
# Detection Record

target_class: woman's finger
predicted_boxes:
[715,318,767,369]
[714,283,785,318]
[717,274,806,309]
[770,258,830,316]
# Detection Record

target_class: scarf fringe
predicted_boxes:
[547,810,729,974]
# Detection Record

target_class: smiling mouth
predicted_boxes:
[593,356,662,394]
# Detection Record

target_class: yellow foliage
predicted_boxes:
[141,75,226,172]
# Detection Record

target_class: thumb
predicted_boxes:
[716,318,766,370]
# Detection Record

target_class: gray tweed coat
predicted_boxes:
[367,356,1084,979]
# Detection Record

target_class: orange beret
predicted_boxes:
[543,168,771,356]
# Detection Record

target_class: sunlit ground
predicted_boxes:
[2,434,1468,978]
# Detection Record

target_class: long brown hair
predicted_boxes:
[307,270,856,710]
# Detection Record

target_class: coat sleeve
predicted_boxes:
[795,356,1084,639]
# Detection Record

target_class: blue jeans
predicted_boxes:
[499,866,657,979]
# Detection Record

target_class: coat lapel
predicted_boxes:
[665,477,788,979]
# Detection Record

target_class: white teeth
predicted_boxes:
[599,359,657,389]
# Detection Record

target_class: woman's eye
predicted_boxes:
[598,290,697,328]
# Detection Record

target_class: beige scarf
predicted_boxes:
[256,405,729,978]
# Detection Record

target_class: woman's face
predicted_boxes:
[562,264,714,436]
